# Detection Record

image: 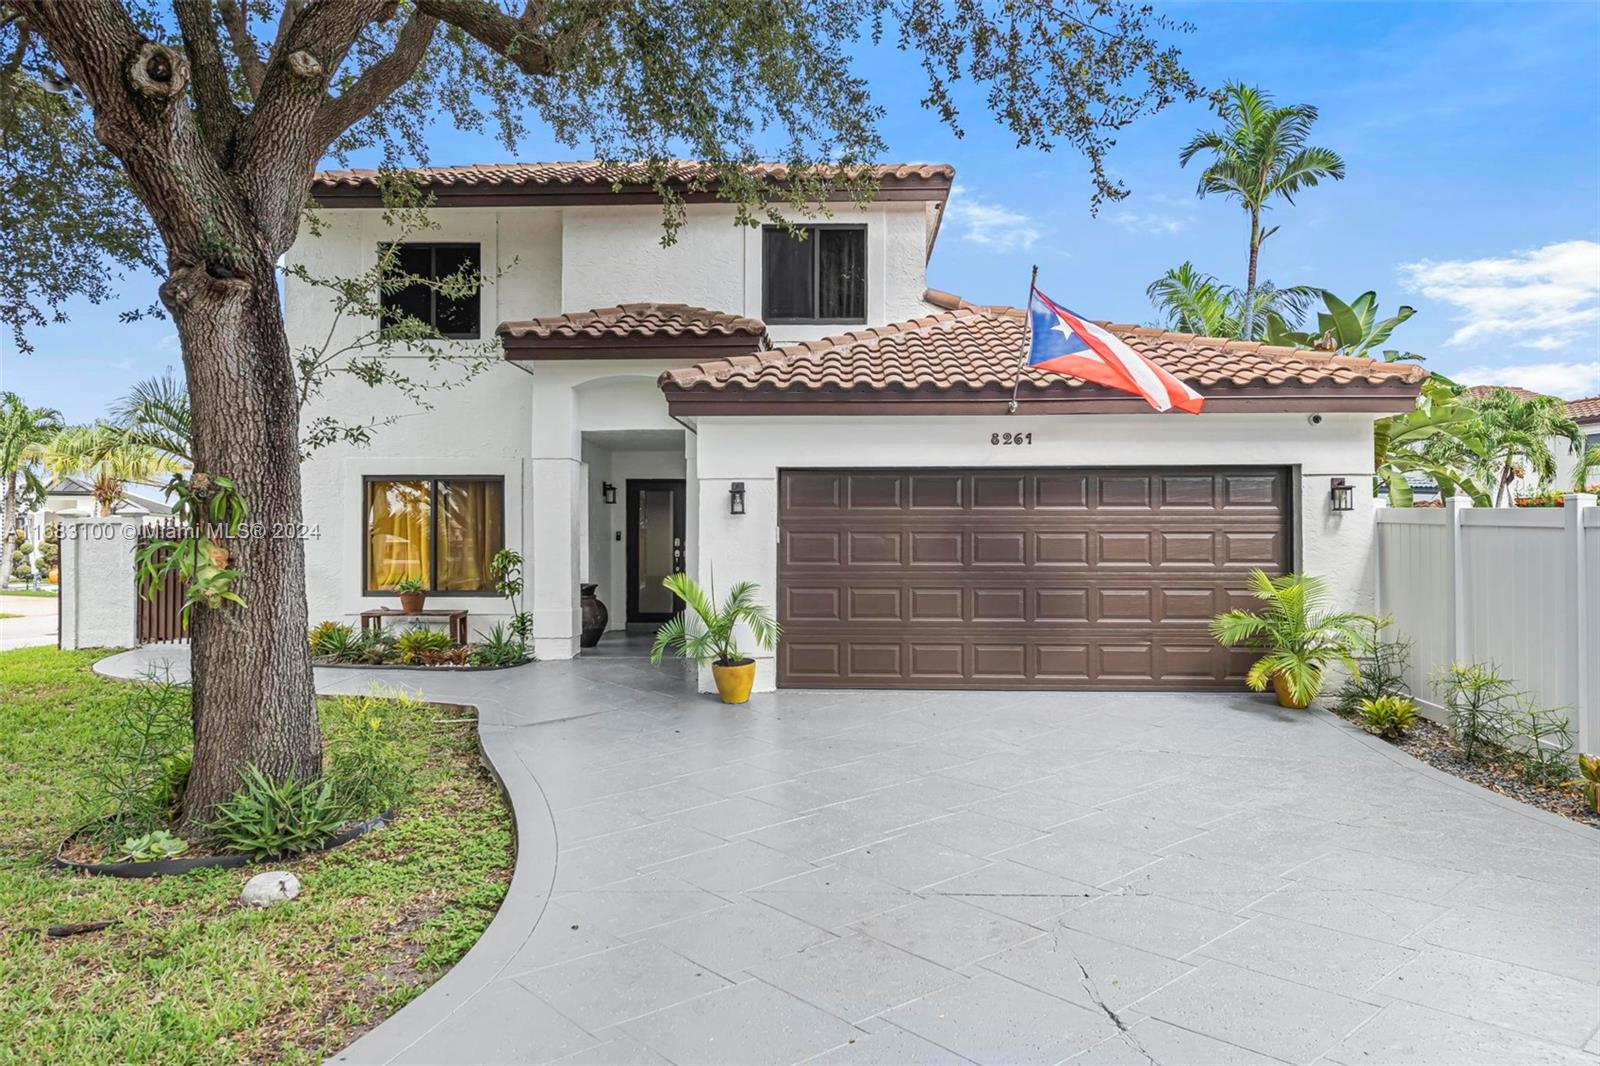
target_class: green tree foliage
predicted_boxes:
[1264,290,1422,362]
[32,422,183,515]
[1375,375,1491,506]
[1145,260,1314,340]
[0,391,63,587]
[1179,82,1345,300]
[1427,388,1586,506]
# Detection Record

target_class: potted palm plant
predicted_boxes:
[649,573,780,704]
[1210,569,1377,709]
[391,576,426,613]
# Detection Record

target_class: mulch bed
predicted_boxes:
[1347,711,1600,829]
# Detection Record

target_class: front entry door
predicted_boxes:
[626,479,687,624]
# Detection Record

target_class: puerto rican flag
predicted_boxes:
[1027,287,1205,414]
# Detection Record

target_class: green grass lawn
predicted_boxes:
[0,613,18,620]
[0,587,58,597]
[0,647,513,1064]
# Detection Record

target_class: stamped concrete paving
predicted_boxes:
[99,645,1600,1066]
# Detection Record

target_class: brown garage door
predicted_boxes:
[777,467,1291,689]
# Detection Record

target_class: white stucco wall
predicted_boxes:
[59,517,139,649]
[691,412,1380,693]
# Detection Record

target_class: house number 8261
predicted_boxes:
[990,432,1033,446]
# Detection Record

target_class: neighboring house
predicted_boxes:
[1556,395,1600,489]
[288,161,1424,693]
[9,477,174,582]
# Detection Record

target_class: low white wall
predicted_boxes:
[1377,495,1599,754]
[58,517,139,650]
[694,412,1378,693]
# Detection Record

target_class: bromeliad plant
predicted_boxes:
[135,472,250,622]
[1210,570,1378,709]
[650,573,780,669]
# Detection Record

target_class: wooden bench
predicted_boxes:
[360,607,469,644]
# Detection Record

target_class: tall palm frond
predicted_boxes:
[1433,388,1586,505]
[1146,262,1314,341]
[33,423,183,515]
[1574,443,1600,491]
[111,371,192,463]
[1180,82,1346,296]
[651,572,781,667]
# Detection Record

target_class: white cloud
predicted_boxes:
[1400,240,1600,350]
[1455,360,1600,399]
[1113,211,1187,236]
[947,184,1041,252]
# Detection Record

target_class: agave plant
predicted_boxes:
[649,573,780,668]
[1210,570,1378,707]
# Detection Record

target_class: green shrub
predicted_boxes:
[324,694,414,819]
[1337,619,1412,713]
[1359,695,1418,739]
[310,621,366,662]
[207,767,347,859]
[76,670,192,845]
[1432,663,1516,763]
[356,629,398,664]
[1504,702,1574,787]
[469,623,528,667]
[117,829,188,862]
[395,627,455,665]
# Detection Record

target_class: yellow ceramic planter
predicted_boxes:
[712,659,757,704]
[1272,671,1319,710]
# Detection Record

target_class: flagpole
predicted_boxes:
[1008,264,1039,415]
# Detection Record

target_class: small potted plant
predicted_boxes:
[391,576,426,613]
[649,573,779,704]
[1210,569,1376,709]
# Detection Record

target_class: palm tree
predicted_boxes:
[1574,442,1600,491]
[1146,261,1315,340]
[1428,388,1585,506]
[110,370,192,463]
[1374,376,1490,506]
[0,393,65,588]
[1179,83,1346,303]
[34,424,183,516]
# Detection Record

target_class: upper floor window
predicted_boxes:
[379,243,482,339]
[762,226,866,323]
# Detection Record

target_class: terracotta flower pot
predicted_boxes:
[712,659,756,704]
[399,591,426,613]
[1272,670,1319,710]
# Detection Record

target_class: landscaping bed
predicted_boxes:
[0,646,513,1064]
[1360,711,1600,829]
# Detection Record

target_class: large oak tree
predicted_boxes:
[1,0,1199,823]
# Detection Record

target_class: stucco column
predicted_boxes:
[530,372,581,660]
[59,516,140,650]
[695,473,779,694]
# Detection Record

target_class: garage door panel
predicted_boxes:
[778,467,1290,690]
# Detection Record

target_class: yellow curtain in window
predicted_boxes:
[367,480,431,590]
[437,480,503,591]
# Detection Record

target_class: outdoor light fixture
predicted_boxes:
[1330,477,1354,512]
[602,481,617,505]
[729,482,746,515]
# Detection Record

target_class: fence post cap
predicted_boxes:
[1563,493,1596,508]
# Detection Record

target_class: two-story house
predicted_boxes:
[288,161,1425,693]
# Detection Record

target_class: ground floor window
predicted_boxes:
[364,476,504,594]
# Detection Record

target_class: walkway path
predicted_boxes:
[98,646,1600,1066]
[0,593,59,650]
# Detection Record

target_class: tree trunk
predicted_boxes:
[0,472,17,588]
[1245,208,1260,307]
[167,260,321,825]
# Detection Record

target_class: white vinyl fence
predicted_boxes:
[1376,494,1598,754]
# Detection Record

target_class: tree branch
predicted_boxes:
[216,0,265,97]
[414,0,564,75]
[311,11,436,150]
[173,0,242,159]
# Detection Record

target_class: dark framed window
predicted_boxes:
[363,476,504,595]
[762,225,867,323]
[379,243,482,338]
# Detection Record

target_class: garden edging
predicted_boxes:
[91,649,560,1066]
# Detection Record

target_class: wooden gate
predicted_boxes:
[136,525,189,644]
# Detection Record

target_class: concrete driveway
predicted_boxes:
[99,646,1600,1066]
[0,593,58,650]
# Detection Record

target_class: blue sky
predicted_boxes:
[4,0,1598,422]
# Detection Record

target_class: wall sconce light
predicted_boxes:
[729,482,746,516]
[1329,477,1354,512]
[601,481,617,505]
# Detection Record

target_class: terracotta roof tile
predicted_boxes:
[499,303,765,341]
[313,160,953,191]
[1566,395,1600,423]
[660,301,1429,401]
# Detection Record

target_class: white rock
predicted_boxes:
[240,870,301,907]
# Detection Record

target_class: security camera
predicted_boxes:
[1307,414,1324,426]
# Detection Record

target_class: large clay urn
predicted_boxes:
[580,583,609,647]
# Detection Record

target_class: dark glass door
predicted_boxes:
[626,479,686,623]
